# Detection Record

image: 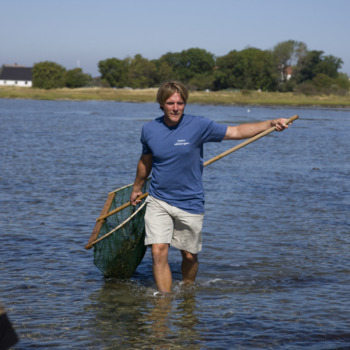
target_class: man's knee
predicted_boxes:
[151,243,169,262]
[181,250,198,263]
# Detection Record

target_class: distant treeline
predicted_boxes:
[32,40,349,94]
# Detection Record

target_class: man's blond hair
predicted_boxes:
[156,81,189,109]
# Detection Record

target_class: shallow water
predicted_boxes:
[1,99,349,349]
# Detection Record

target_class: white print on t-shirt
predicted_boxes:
[174,139,190,146]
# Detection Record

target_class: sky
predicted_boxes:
[2,0,349,77]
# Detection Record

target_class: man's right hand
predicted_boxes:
[130,190,143,206]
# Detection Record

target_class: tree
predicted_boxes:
[98,58,129,87]
[153,60,174,84]
[215,48,278,91]
[32,61,66,89]
[214,50,240,89]
[65,68,92,88]
[128,54,157,88]
[294,50,343,84]
[158,51,182,81]
[294,50,323,83]
[314,55,343,78]
[158,48,215,85]
[93,43,347,92]
[179,48,216,81]
[273,40,307,82]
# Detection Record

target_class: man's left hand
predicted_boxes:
[272,118,290,131]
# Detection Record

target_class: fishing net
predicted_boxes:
[90,179,151,279]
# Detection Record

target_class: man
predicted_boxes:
[130,81,290,294]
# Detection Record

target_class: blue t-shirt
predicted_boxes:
[141,114,227,213]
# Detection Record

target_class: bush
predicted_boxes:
[32,61,66,89]
[65,68,92,88]
[295,73,350,95]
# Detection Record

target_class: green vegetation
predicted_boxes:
[95,40,349,94]
[29,40,350,96]
[65,68,92,88]
[1,86,349,107]
[2,40,349,106]
[32,61,67,89]
[32,61,92,89]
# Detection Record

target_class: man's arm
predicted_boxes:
[130,153,153,205]
[223,118,289,140]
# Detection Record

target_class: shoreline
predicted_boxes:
[0,86,349,108]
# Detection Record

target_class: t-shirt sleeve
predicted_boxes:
[201,118,227,142]
[140,126,152,154]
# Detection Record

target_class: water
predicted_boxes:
[0,98,349,349]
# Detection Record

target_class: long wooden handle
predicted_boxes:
[204,114,299,167]
[95,114,299,223]
[96,192,149,222]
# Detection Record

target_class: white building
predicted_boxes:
[0,64,32,87]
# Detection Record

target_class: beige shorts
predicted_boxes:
[144,196,204,254]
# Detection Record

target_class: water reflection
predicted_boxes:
[90,280,201,349]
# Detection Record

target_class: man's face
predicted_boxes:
[161,92,185,127]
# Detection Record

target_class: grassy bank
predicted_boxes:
[0,86,349,107]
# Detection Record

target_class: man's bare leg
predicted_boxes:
[152,243,172,293]
[181,250,198,284]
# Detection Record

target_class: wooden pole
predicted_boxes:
[204,114,299,167]
[96,192,148,222]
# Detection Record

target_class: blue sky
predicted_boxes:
[2,0,349,77]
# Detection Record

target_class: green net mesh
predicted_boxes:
[93,179,150,278]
